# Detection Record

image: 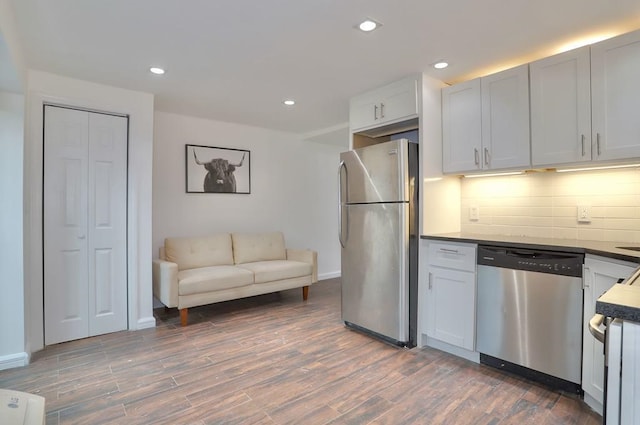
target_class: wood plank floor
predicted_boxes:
[1,278,601,424]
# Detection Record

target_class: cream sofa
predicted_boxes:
[152,232,318,325]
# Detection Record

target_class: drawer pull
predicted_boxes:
[589,313,605,344]
[439,248,459,254]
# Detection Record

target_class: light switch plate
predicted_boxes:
[577,205,591,223]
[469,205,480,221]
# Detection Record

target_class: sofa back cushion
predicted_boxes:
[232,232,286,264]
[165,234,234,271]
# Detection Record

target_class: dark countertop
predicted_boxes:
[421,233,640,264]
[422,232,640,323]
[596,268,640,323]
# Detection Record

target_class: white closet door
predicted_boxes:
[44,106,127,345]
[87,112,128,336]
[44,107,90,345]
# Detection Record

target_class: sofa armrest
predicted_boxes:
[286,249,318,283]
[152,259,179,308]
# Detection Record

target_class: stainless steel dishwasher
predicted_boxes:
[476,245,584,393]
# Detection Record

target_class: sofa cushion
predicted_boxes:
[232,232,286,264]
[178,266,254,295]
[165,234,234,271]
[237,260,312,284]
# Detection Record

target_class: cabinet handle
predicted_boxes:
[484,148,490,166]
[588,314,606,344]
[581,134,586,157]
[380,102,385,119]
[374,104,378,120]
[439,248,459,254]
[583,266,589,289]
[596,133,601,156]
[428,272,432,290]
[474,148,479,166]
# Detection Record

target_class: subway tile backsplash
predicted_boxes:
[461,168,640,243]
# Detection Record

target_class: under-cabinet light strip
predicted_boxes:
[463,171,524,178]
[556,163,640,173]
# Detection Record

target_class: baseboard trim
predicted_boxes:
[583,392,603,416]
[0,352,29,370]
[423,335,480,364]
[318,271,340,280]
[136,316,156,330]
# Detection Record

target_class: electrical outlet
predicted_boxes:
[469,205,480,221]
[577,205,591,223]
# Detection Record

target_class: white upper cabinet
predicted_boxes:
[442,65,530,174]
[591,30,640,162]
[530,46,592,166]
[442,79,482,173]
[350,76,419,132]
[481,64,531,171]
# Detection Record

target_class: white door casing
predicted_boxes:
[44,106,127,345]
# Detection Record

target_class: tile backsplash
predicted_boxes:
[461,168,640,243]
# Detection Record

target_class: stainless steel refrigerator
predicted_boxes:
[339,138,418,347]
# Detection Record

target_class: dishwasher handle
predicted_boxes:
[589,313,606,344]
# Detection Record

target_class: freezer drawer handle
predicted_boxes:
[589,313,606,344]
[338,161,349,248]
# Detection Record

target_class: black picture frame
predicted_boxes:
[185,144,251,194]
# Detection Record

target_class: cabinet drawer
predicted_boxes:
[427,242,476,272]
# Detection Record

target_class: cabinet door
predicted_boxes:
[591,30,640,161]
[425,267,475,350]
[350,91,380,131]
[481,64,531,170]
[349,77,418,132]
[377,77,418,126]
[530,46,592,166]
[582,257,637,407]
[442,79,482,173]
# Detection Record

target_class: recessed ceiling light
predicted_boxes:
[433,62,449,69]
[150,67,165,75]
[358,19,380,32]
[283,99,295,106]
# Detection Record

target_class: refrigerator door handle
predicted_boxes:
[338,161,348,247]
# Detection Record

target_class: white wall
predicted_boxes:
[153,111,342,279]
[420,73,461,235]
[0,91,26,369]
[461,168,640,242]
[24,70,156,354]
[0,0,27,87]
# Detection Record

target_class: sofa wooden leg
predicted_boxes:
[180,308,188,326]
[302,286,309,301]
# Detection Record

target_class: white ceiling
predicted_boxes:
[5,0,640,140]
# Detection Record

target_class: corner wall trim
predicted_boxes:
[0,352,29,371]
[136,317,156,330]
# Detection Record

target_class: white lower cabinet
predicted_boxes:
[582,255,637,413]
[426,267,475,350]
[420,241,477,358]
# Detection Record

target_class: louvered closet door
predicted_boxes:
[44,105,128,345]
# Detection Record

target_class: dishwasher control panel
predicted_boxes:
[477,245,584,277]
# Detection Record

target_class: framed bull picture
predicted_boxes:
[186,144,251,194]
